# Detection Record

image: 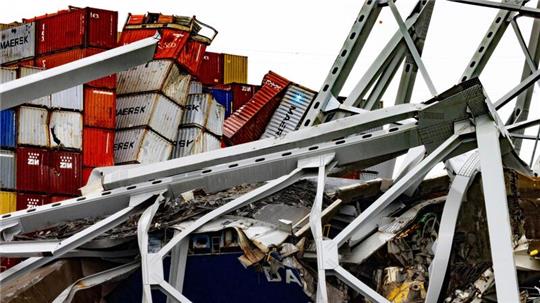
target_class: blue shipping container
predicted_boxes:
[0,110,16,148]
[211,89,233,117]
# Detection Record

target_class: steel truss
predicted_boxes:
[1,1,539,302]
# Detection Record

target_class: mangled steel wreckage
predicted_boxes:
[1,0,540,302]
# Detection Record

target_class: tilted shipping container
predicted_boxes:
[83,127,114,167]
[0,150,15,190]
[177,40,206,75]
[0,191,16,215]
[172,126,221,158]
[116,93,183,141]
[49,150,82,195]
[0,23,35,65]
[181,94,224,137]
[29,7,117,55]
[188,81,203,95]
[84,87,116,129]
[223,71,290,145]
[0,109,16,148]
[210,89,233,117]
[114,128,172,164]
[49,111,83,150]
[17,106,49,147]
[16,192,50,210]
[196,52,223,86]
[119,28,190,60]
[261,83,316,139]
[117,60,191,106]
[213,83,259,112]
[223,54,247,84]
[51,85,83,111]
[16,147,49,193]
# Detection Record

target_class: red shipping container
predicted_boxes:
[82,167,94,185]
[119,28,190,60]
[126,14,145,25]
[34,48,115,88]
[223,71,290,145]
[49,150,83,195]
[16,192,50,210]
[196,52,223,86]
[83,128,114,167]
[30,7,117,55]
[1,258,22,273]
[16,147,49,193]
[214,83,260,112]
[84,87,116,129]
[177,40,207,75]
[50,195,76,203]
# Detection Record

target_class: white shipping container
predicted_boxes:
[18,66,51,107]
[114,128,172,164]
[261,84,316,139]
[172,127,221,158]
[17,106,49,147]
[117,60,191,105]
[0,67,16,83]
[181,93,225,136]
[51,85,83,111]
[49,111,83,150]
[0,149,15,190]
[116,93,183,141]
[0,23,35,64]
[188,81,203,94]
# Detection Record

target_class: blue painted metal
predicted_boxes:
[0,109,16,148]
[211,89,233,117]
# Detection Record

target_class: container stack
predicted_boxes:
[0,7,118,212]
[115,13,217,164]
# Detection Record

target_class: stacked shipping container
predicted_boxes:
[0,7,118,212]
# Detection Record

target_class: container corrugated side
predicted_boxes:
[223,71,290,145]
[0,67,16,83]
[116,93,183,141]
[261,83,316,139]
[83,127,114,167]
[0,150,15,190]
[51,85,83,111]
[0,23,35,64]
[0,109,16,148]
[196,52,223,86]
[49,150,82,195]
[16,147,49,193]
[181,94,224,136]
[117,60,171,94]
[223,54,247,84]
[49,111,83,150]
[0,191,16,214]
[18,66,52,107]
[177,40,206,75]
[162,63,191,106]
[17,106,49,147]
[114,128,172,164]
[119,28,190,60]
[172,127,221,158]
[189,81,203,94]
[84,87,116,129]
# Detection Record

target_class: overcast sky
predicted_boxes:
[2,0,539,165]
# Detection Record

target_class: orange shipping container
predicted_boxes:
[84,87,116,129]
[83,128,114,167]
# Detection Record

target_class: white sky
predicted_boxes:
[2,0,539,166]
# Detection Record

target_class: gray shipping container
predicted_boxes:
[188,81,203,94]
[261,83,316,139]
[116,93,183,141]
[51,85,83,111]
[0,149,15,190]
[0,23,35,64]
[49,111,83,150]
[181,93,225,137]
[0,67,16,83]
[17,106,49,147]
[18,66,51,107]
[114,128,173,165]
[117,60,191,106]
[172,126,221,158]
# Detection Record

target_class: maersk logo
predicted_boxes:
[275,105,296,136]
[114,142,135,150]
[27,153,40,166]
[0,35,30,50]
[177,139,194,147]
[116,106,146,116]
[185,104,200,111]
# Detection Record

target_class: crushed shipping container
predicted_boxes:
[0,22,35,65]
[0,150,15,190]
[114,128,172,164]
[17,106,49,147]
[172,126,221,158]
[116,93,183,141]
[261,83,316,139]
[84,87,116,129]
[83,128,114,167]
[117,60,191,106]
[0,109,16,148]
[210,88,232,117]
[49,111,83,150]
[177,40,206,75]
[49,150,82,195]
[181,93,225,136]
[119,28,190,60]
[16,147,49,193]
[223,71,290,145]
[0,191,16,215]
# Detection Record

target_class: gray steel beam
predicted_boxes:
[167,238,189,303]
[300,0,382,126]
[449,0,540,18]
[0,35,158,110]
[475,115,520,303]
[332,265,391,303]
[493,67,540,109]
